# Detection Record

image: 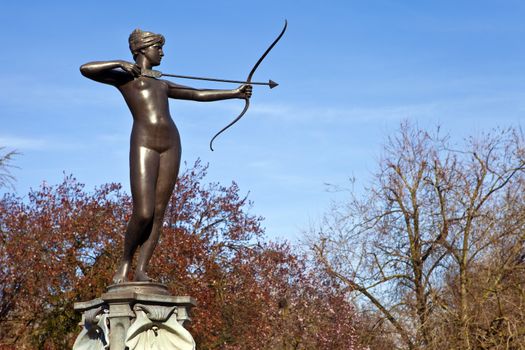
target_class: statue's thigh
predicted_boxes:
[154,147,181,212]
[130,146,160,216]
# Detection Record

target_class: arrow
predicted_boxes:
[142,69,278,89]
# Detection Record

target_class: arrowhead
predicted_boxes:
[269,79,279,89]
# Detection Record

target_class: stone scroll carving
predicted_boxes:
[74,284,196,349]
[125,304,196,350]
[72,306,110,350]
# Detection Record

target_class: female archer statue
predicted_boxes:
[80,29,252,284]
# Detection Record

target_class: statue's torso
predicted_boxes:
[119,77,180,152]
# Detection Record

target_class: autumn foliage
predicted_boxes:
[0,161,361,349]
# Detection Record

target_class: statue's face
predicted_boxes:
[142,44,164,66]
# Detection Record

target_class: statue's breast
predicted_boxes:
[134,77,154,90]
[128,77,168,100]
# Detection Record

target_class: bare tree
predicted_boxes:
[309,123,525,350]
[0,148,18,190]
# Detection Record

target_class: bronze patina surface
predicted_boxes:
[80,29,252,284]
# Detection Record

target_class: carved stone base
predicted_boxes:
[73,283,197,350]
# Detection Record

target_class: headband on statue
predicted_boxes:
[129,29,165,55]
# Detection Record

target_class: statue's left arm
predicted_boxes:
[166,81,252,102]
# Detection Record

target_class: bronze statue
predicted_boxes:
[80,29,252,283]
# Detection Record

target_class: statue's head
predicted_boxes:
[128,29,165,64]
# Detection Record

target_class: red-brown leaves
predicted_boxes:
[0,162,360,349]
[0,176,129,348]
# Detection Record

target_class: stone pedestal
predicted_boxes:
[73,282,196,350]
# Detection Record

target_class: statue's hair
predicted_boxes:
[128,29,165,59]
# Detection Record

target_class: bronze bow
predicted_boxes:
[209,20,288,151]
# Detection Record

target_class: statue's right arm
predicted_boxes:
[80,60,138,86]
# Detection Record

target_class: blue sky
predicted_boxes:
[1,1,525,241]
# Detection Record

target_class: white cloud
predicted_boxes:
[249,102,432,124]
[0,76,122,110]
[249,92,525,125]
[246,159,274,169]
[0,136,50,150]
[0,135,84,151]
